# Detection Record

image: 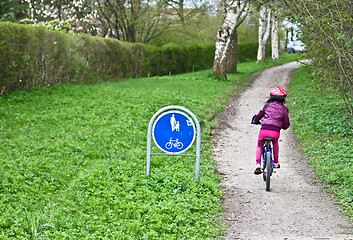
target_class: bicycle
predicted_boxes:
[251,114,276,191]
[262,137,275,191]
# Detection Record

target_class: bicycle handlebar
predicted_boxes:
[251,114,261,125]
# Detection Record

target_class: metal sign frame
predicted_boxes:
[146,106,201,182]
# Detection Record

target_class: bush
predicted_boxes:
[284,0,353,128]
[237,42,271,62]
[0,22,268,94]
[0,22,141,93]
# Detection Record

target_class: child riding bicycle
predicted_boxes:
[253,87,290,175]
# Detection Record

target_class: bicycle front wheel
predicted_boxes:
[265,151,272,191]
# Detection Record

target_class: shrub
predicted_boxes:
[0,22,268,94]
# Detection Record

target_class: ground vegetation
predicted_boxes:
[288,66,353,221]
[0,54,301,238]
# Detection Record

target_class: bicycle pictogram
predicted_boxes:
[165,138,183,150]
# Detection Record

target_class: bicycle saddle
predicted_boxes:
[263,137,274,141]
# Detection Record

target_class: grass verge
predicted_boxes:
[0,54,301,239]
[288,66,353,222]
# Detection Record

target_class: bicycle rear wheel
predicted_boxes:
[265,151,272,191]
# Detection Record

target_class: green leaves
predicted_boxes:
[288,66,353,221]
[0,56,298,238]
[284,0,353,124]
[0,70,229,238]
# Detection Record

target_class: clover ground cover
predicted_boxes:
[0,55,301,239]
[288,66,353,222]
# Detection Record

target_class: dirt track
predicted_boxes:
[213,61,353,240]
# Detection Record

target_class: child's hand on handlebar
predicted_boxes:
[251,114,261,125]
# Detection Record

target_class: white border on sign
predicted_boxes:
[152,110,196,154]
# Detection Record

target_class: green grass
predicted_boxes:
[288,66,353,222]
[0,54,301,239]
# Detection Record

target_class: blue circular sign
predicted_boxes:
[152,111,196,154]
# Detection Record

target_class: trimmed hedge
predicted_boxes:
[0,22,264,94]
[238,42,271,62]
[0,23,142,94]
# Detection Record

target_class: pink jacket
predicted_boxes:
[254,101,290,132]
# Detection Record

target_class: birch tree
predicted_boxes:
[212,0,249,79]
[271,14,279,60]
[257,4,271,62]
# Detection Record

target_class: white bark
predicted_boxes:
[257,5,271,62]
[271,14,279,60]
[213,0,249,78]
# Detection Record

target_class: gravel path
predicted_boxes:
[213,61,353,240]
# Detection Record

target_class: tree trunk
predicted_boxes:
[213,1,248,79]
[257,5,271,62]
[226,31,238,73]
[179,0,184,24]
[271,14,279,60]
